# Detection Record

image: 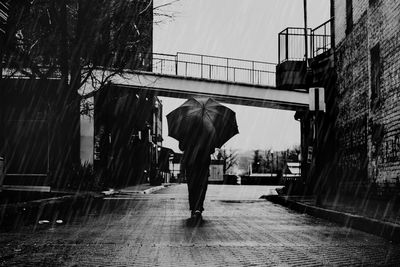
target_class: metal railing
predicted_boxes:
[278,18,333,63]
[311,18,333,57]
[278,27,312,63]
[2,52,277,86]
[152,52,276,87]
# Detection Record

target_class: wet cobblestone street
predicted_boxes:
[1,185,400,266]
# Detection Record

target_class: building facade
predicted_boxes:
[276,0,400,196]
[333,0,400,191]
[1,0,155,190]
[0,78,77,191]
[88,87,163,188]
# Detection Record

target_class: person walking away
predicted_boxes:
[179,133,215,223]
[166,97,238,223]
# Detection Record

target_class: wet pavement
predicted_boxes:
[1,184,400,266]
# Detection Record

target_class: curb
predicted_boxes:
[115,184,172,195]
[264,195,400,243]
[142,184,169,194]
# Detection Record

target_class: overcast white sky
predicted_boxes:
[154,0,330,152]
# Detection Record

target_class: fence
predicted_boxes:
[152,52,276,87]
[278,18,333,63]
[311,18,333,58]
[278,27,312,63]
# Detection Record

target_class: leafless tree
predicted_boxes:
[0,0,180,180]
[216,148,238,174]
[2,0,180,105]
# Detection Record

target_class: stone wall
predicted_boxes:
[334,0,400,189]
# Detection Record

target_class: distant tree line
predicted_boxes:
[251,147,300,174]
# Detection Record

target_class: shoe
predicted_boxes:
[193,210,202,221]
[187,210,203,227]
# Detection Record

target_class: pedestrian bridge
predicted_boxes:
[84,52,309,111]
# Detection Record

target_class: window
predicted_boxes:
[346,0,353,34]
[370,43,382,109]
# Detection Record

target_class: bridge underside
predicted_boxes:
[87,71,308,111]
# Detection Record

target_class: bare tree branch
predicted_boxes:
[153,0,180,11]
[217,148,238,173]
[139,0,153,16]
[153,0,180,24]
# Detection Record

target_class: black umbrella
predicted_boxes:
[166,97,239,149]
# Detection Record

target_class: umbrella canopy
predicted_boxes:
[167,97,239,149]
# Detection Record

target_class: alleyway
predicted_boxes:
[1,184,400,266]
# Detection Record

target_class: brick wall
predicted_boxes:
[334,0,400,190]
[369,0,400,185]
[334,0,368,46]
[335,11,369,182]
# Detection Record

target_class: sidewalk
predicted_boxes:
[264,192,400,243]
[0,190,99,229]
[0,183,170,230]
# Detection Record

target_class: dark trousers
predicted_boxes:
[186,165,209,212]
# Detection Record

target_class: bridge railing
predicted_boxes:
[278,27,312,63]
[152,52,276,87]
[311,18,333,57]
[278,18,333,63]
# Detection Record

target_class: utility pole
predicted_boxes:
[303,0,308,63]
[304,0,315,197]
